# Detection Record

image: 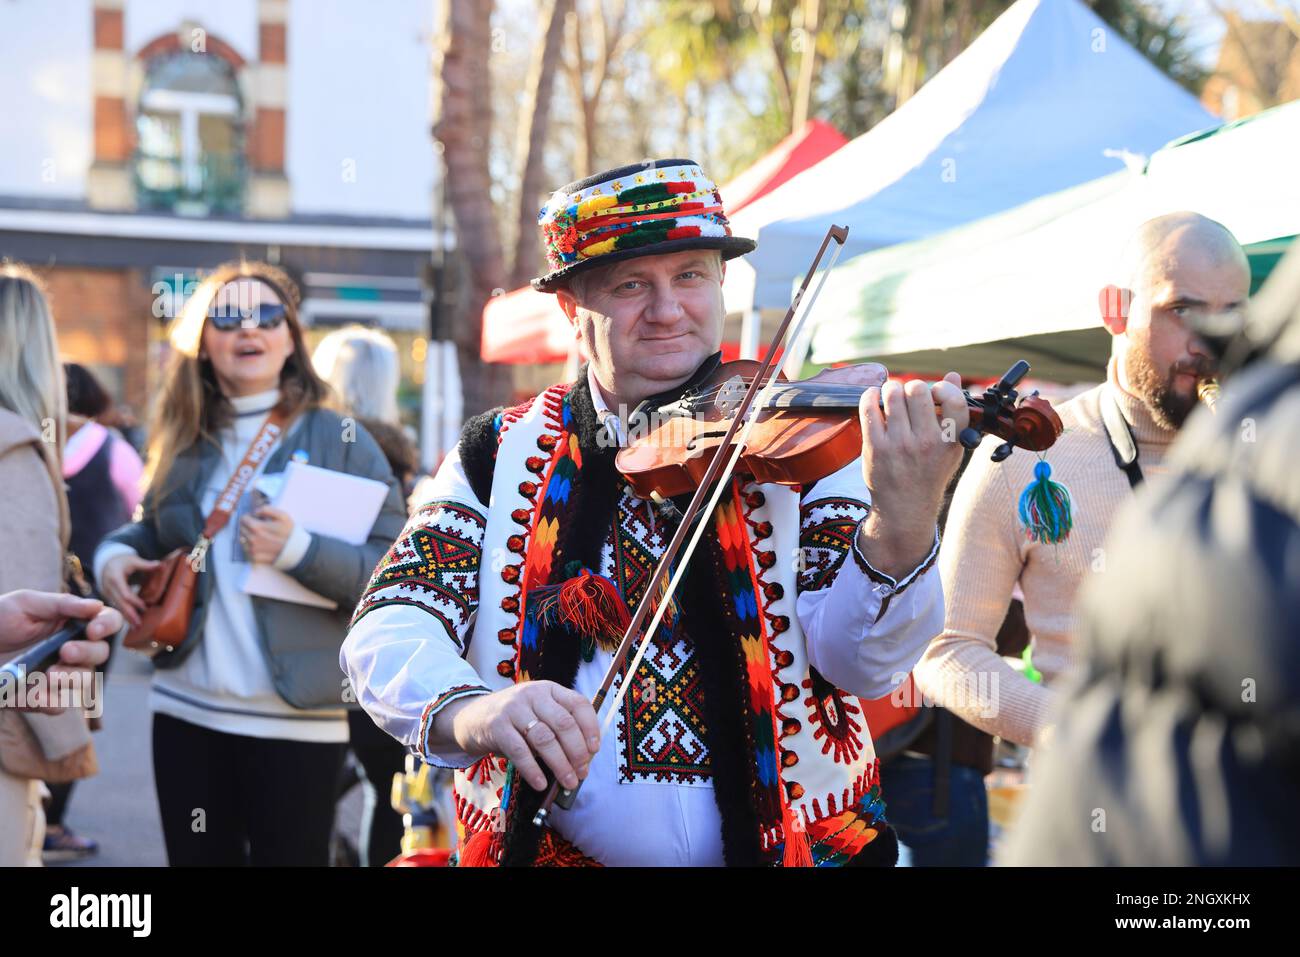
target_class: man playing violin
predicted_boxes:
[342,159,969,866]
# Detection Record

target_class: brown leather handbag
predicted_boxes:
[123,410,288,658]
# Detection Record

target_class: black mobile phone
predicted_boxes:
[0,621,90,692]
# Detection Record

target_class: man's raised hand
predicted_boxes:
[857,371,969,579]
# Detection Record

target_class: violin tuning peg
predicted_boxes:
[997,360,1031,392]
[959,427,984,450]
[990,442,1015,463]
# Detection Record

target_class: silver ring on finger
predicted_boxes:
[524,718,541,735]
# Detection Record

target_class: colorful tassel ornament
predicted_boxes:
[1018,459,1074,545]
[527,568,631,654]
[457,828,501,868]
[781,801,813,867]
[459,760,518,867]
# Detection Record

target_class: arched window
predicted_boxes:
[134,51,244,214]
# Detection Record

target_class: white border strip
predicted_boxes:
[299,297,427,331]
[0,207,436,251]
[302,271,424,291]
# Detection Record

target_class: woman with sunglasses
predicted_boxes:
[95,262,406,866]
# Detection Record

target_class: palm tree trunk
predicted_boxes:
[511,0,573,288]
[432,0,511,415]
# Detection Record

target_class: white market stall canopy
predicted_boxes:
[723,0,1218,316]
[804,99,1300,381]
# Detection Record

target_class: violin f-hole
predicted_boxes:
[685,430,730,452]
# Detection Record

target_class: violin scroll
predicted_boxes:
[1007,394,1063,451]
[964,363,1063,456]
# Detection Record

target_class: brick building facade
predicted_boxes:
[0,0,440,424]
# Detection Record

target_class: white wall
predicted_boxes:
[0,0,436,219]
[286,0,436,219]
[123,0,258,63]
[0,0,93,200]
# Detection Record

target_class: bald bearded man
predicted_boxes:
[886,213,1250,866]
[1106,212,1251,429]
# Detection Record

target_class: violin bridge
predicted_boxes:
[715,375,749,416]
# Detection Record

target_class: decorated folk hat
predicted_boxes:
[532,158,756,293]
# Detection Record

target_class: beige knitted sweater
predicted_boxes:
[913,366,1176,747]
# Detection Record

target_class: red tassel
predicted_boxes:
[458,828,500,868]
[548,570,630,652]
[654,571,679,630]
[782,803,813,868]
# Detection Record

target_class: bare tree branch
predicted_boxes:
[1206,1,1280,107]
[1256,0,1300,42]
[767,28,795,120]
[792,0,821,132]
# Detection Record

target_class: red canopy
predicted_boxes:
[480,286,580,365]
[480,121,848,364]
[717,119,848,215]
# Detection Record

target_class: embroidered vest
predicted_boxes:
[452,384,887,865]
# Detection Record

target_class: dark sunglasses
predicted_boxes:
[208,303,287,332]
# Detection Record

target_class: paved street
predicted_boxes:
[59,652,165,867]
[53,651,362,869]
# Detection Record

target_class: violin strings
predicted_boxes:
[683,377,976,407]
[685,378,873,405]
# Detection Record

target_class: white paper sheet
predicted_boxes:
[242,461,389,609]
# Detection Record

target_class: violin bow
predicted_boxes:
[532,224,852,826]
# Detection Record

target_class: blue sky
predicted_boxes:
[1154,0,1291,67]
[1156,0,1228,65]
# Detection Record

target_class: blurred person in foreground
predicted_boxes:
[0,264,100,867]
[313,325,417,866]
[343,160,971,867]
[40,363,144,861]
[1004,241,1300,866]
[903,214,1250,865]
[95,262,405,866]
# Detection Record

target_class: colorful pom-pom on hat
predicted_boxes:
[532,158,756,293]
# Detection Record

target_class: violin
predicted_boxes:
[616,357,1063,499]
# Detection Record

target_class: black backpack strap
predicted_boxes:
[930,709,953,820]
[1100,387,1144,489]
